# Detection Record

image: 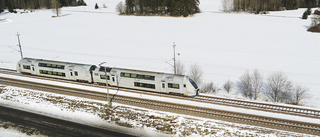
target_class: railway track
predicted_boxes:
[1,68,320,135]
[1,67,320,119]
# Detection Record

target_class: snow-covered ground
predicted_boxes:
[2,73,320,125]
[0,0,319,135]
[0,0,319,108]
[0,84,312,136]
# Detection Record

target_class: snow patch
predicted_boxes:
[0,18,12,23]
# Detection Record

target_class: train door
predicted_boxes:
[160,82,167,93]
[69,71,75,81]
[31,65,35,74]
[111,75,117,86]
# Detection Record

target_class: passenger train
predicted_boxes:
[17,58,199,96]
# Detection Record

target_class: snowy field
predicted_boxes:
[0,0,319,107]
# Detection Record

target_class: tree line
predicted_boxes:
[179,63,309,105]
[223,0,320,13]
[0,0,86,13]
[124,0,200,17]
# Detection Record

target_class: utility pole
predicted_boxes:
[99,62,111,107]
[173,42,176,75]
[17,32,23,59]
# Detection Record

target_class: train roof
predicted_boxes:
[20,58,96,67]
[112,67,186,77]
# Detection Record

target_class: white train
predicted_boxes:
[17,58,199,96]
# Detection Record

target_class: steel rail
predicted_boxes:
[0,76,320,135]
[0,67,320,135]
[1,67,320,119]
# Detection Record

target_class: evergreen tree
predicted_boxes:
[124,0,200,17]
[78,0,87,6]
[307,7,312,15]
[0,0,4,13]
[302,10,308,19]
[7,1,14,13]
[95,3,99,9]
[0,0,87,11]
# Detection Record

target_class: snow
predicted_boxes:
[0,84,311,136]
[0,0,320,109]
[2,73,320,125]
[0,128,39,137]
[0,0,320,135]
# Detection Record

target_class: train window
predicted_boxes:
[75,71,78,76]
[39,70,65,77]
[144,75,150,80]
[112,77,115,82]
[168,83,179,89]
[137,74,144,79]
[99,67,111,72]
[131,74,137,78]
[184,84,186,88]
[23,65,31,70]
[134,82,155,89]
[100,75,110,80]
[189,78,198,89]
[57,65,63,69]
[70,72,73,76]
[39,63,65,69]
[120,72,155,81]
[124,73,130,77]
[58,72,65,77]
[162,83,165,88]
[150,76,155,80]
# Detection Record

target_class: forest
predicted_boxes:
[125,0,200,17]
[232,0,320,13]
[0,0,86,13]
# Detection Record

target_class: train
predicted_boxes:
[16,58,199,96]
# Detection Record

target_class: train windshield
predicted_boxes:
[189,78,198,89]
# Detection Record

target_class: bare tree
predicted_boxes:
[116,1,126,15]
[293,85,308,105]
[221,0,234,12]
[175,60,185,75]
[51,0,60,17]
[251,69,263,100]
[188,64,203,86]
[237,71,253,99]
[265,72,293,102]
[223,79,233,94]
[201,82,220,94]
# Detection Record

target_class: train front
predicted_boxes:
[186,77,199,96]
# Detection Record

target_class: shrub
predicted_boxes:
[307,7,312,15]
[314,10,320,15]
[95,3,99,9]
[307,17,320,33]
[302,10,308,19]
